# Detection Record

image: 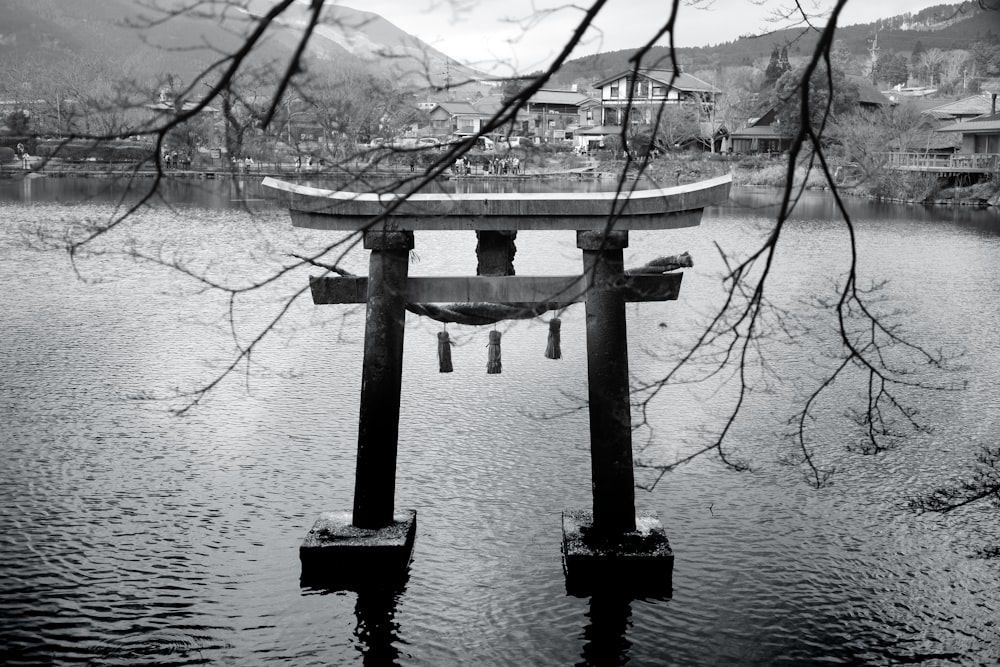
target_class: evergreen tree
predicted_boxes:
[910,40,926,73]
[5,110,31,135]
[771,63,860,139]
[764,46,782,86]
[779,46,791,75]
[875,51,909,87]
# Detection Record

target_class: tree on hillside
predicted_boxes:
[299,66,422,155]
[216,78,268,163]
[829,103,925,192]
[13,0,999,543]
[635,102,701,151]
[910,39,926,74]
[1,54,152,138]
[5,109,31,135]
[874,51,910,87]
[763,45,791,87]
[771,63,860,140]
[830,40,859,75]
[917,47,947,85]
[939,49,971,92]
[697,65,767,136]
[970,40,1000,79]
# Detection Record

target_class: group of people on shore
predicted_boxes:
[162,149,192,169]
[487,156,521,175]
[294,154,325,171]
[452,155,522,177]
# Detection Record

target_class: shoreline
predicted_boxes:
[0,163,609,181]
[4,162,998,209]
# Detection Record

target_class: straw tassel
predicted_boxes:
[486,330,502,374]
[437,331,454,373]
[545,318,561,359]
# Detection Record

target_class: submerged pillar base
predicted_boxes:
[300,510,416,590]
[561,510,673,597]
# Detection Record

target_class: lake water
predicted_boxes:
[1,175,999,665]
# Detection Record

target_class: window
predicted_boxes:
[652,86,666,97]
[974,133,1000,153]
[610,85,619,98]
[625,79,649,99]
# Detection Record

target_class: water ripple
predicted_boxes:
[1,188,999,665]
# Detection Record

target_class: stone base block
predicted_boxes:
[300,510,416,590]
[561,509,673,598]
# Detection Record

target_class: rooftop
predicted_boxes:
[936,112,1000,133]
[593,69,719,94]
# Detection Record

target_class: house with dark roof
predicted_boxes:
[729,108,789,155]
[426,100,483,138]
[523,89,600,142]
[922,95,996,123]
[850,76,893,111]
[592,69,719,126]
[730,75,891,155]
[935,92,1000,158]
[885,91,999,174]
[422,89,600,146]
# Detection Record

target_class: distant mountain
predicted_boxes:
[0,0,487,94]
[549,2,1000,88]
[243,1,488,89]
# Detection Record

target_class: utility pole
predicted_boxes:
[869,27,880,86]
[443,58,453,100]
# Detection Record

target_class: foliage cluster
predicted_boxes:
[0,136,36,154]
[862,169,941,201]
[771,64,860,139]
[33,139,155,163]
[732,162,829,189]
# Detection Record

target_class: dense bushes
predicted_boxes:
[863,170,941,201]
[734,162,829,189]
[33,139,156,163]
[0,137,36,154]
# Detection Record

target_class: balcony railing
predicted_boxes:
[881,152,1000,172]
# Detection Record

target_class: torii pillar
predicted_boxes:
[579,230,637,535]
[299,229,418,589]
[560,228,675,597]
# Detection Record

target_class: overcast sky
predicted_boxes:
[339,0,963,74]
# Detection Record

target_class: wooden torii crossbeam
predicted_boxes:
[309,273,682,306]
[263,174,732,591]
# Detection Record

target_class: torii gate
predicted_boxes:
[263,174,732,592]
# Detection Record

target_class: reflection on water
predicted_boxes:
[578,595,633,667]
[1,177,999,665]
[0,171,647,210]
[354,588,404,666]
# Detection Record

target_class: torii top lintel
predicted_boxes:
[261,174,732,232]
